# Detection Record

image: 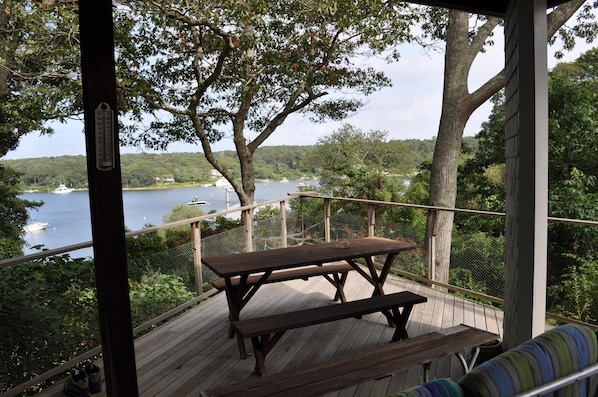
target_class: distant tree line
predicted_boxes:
[1,138,443,190]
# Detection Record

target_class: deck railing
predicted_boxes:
[1,192,598,395]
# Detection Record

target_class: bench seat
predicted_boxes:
[233,291,427,375]
[211,261,354,303]
[202,325,499,397]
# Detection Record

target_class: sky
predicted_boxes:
[3,25,595,160]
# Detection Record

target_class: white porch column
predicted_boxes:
[503,0,549,349]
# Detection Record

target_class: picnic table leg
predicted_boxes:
[224,277,246,339]
[363,253,399,326]
[335,271,348,302]
[225,273,272,358]
[323,271,349,302]
[224,277,250,358]
[365,253,398,296]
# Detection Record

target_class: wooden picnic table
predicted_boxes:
[201,236,417,334]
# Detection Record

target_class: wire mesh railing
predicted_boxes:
[2,194,598,395]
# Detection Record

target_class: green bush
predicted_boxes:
[547,254,598,324]
[129,273,195,327]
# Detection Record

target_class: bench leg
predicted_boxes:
[251,332,286,376]
[389,304,414,341]
[236,332,249,359]
[455,346,480,373]
[252,336,267,376]
[422,362,431,382]
[420,348,478,382]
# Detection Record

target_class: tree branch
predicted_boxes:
[469,70,506,112]
[468,0,588,111]
[468,17,501,61]
[547,0,586,38]
[248,89,327,152]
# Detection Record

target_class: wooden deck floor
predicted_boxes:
[39,272,503,397]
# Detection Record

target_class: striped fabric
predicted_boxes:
[459,324,598,397]
[388,378,464,397]
[594,329,598,396]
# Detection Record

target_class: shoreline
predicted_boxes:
[22,182,215,194]
[20,177,317,194]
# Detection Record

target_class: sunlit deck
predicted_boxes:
[39,272,503,397]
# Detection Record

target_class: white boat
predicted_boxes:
[54,184,73,194]
[24,221,49,233]
[280,178,289,183]
[186,197,208,206]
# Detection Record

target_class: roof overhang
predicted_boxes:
[408,0,573,17]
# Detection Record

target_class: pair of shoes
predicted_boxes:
[85,364,103,394]
[63,369,89,397]
[63,365,103,396]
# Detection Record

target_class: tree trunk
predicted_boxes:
[427,11,471,284]
[426,1,586,285]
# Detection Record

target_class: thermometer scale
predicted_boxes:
[94,102,115,171]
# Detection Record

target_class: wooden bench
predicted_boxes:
[211,261,354,303]
[233,291,427,375]
[202,325,499,397]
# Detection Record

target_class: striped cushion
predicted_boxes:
[594,329,598,396]
[459,324,598,397]
[388,378,464,397]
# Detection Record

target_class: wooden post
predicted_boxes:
[243,209,254,252]
[367,204,375,237]
[426,209,438,285]
[324,199,331,242]
[280,201,287,248]
[191,222,203,295]
[503,0,549,348]
[78,0,139,395]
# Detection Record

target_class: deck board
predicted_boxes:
[37,271,503,397]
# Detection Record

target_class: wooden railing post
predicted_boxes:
[367,204,375,237]
[426,209,438,285]
[324,198,331,242]
[191,221,203,295]
[243,209,254,252]
[280,201,288,248]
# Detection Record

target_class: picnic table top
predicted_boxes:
[201,236,417,277]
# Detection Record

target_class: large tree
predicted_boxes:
[0,0,81,257]
[310,124,402,201]
[0,164,39,259]
[0,0,82,154]
[421,1,596,284]
[113,0,417,206]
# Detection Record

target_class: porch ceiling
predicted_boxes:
[408,0,572,17]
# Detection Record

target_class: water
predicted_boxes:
[21,179,316,257]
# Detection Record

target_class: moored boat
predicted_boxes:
[53,184,73,194]
[186,197,208,206]
[24,221,49,233]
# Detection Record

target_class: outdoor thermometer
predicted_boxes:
[95,102,115,171]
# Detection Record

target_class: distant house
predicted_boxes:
[157,174,175,184]
[208,169,222,178]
